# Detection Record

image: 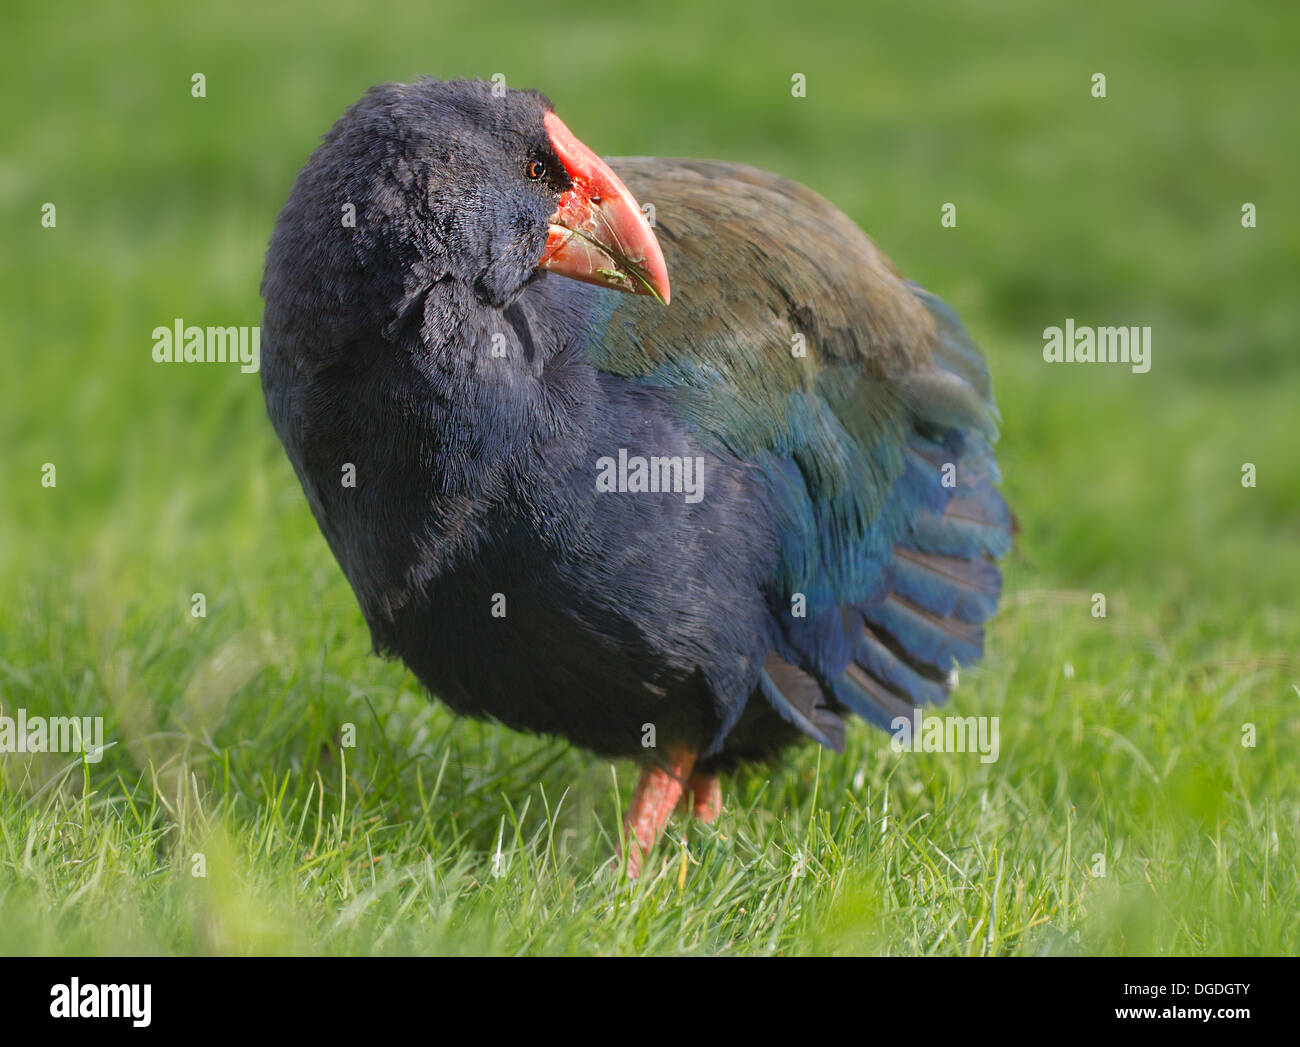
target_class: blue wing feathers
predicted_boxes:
[762,285,1011,738]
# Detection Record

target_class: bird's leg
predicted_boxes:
[619,747,694,877]
[685,772,721,822]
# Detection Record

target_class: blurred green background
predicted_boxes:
[0,0,1296,955]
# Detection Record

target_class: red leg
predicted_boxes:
[686,772,721,822]
[619,748,694,877]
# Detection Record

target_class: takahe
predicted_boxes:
[261,78,1010,875]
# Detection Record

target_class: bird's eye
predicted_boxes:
[526,158,547,181]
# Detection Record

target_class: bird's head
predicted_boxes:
[266,77,669,337]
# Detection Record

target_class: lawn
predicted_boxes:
[0,0,1297,955]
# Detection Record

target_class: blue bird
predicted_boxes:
[260,78,1011,874]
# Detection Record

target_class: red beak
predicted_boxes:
[537,111,671,305]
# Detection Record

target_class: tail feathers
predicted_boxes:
[759,653,845,751]
[758,285,1011,746]
[834,588,986,732]
[909,481,1012,560]
[896,369,998,442]
[863,593,984,667]
[891,546,1001,623]
[859,620,948,696]
[837,498,1005,730]
[769,470,1009,743]
[831,660,923,733]
[908,280,994,403]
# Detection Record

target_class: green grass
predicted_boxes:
[1,0,1297,954]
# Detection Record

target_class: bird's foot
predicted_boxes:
[615,747,694,878]
[613,754,725,877]
[684,772,721,822]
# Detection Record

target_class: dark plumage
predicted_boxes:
[261,78,1010,873]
